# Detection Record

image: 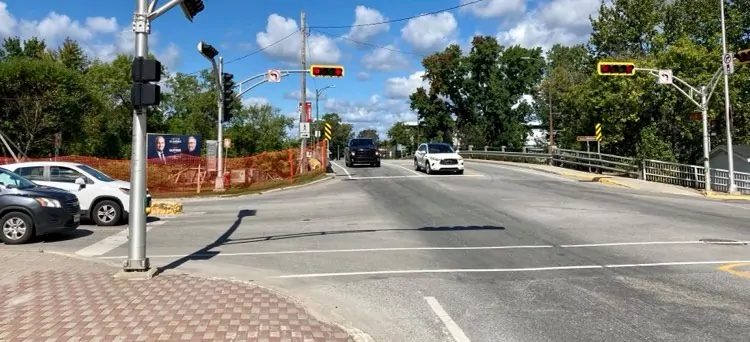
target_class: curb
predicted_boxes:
[702,191,750,201]
[595,177,633,188]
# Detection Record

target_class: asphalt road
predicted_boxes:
[9,159,750,341]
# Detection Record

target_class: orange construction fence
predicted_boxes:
[0,142,328,197]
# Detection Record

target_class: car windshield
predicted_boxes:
[428,144,454,154]
[0,168,36,189]
[350,139,375,147]
[77,164,115,182]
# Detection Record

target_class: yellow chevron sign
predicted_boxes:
[595,123,603,142]
[323,122,332,141]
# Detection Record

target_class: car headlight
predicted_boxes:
[375,151,379,156]
[350,152,355,156]
[36,197,62,208]
[119,188,130,195]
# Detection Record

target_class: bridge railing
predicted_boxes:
[457,147,750,194]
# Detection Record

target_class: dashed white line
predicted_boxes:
[272,260,750,279]
[75,221,165,257]
[330,161,352,179]
[425,297,471,342]
[96,239,750,260]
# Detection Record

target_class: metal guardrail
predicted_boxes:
[458,148,750,194]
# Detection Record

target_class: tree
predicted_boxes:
[321,113,354,157]
[387,121,414,149]
[226,103,293,156]
[356,128,379,145]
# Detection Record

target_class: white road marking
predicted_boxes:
[75,221,165,257]
[330,161,352,179]
[96,240,750,260]
[384,162,424,176]
[425,297,471,342]
[350,175,484,180]
[273,260,750,279]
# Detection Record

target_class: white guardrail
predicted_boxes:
[458,147,750,194]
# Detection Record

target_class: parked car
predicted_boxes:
[0,167,80,244]
[344,138,381,167]
[414,142,464,174]
[1,162,151,226]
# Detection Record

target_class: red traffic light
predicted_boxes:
[597,62,636,76]
[309,65,344,78]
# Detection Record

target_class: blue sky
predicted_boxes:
[0,0,599,138]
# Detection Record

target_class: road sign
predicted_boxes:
[577,136,597,142]
[267,69,281,82]
[223,138,231,149]
[595,123,603,142]
[689,112,702,121]
[299,101,312,122]
[724,53,735,75]
[299,122,310,138]
[322,122,332,141]
[658,69,673,84]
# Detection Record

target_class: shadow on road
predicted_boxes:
[155,209,256,275]
[222,225,505,246]
[38,229,94,243]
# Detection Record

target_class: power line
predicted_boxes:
[184,29,301,76]
[308,0,486,29]
[312,29,425,58]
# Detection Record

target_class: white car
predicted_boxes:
[414,143,464,174]
[1,161,152,226]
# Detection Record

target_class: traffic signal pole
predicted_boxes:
[635,66,726,193]
[719,0,737,194]
[299,11,308,174]
[215,56,225,191]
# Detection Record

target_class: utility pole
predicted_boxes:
[215,56,225,191]
[719,0,737,194]
[299,11,308,173]
[548,58,554,147]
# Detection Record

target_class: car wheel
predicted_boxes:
[414,159,420,171]
[375,162,381,167]
[456,170,464,175]
[0,211,34,244]
[425,163,432,174]
[92,200,123,226]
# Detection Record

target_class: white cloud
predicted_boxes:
[323,95,417,138]
[0,2,182,70]
[345,6,389,42]
[401,12,458,53]
[242,97,269,106]
[361,45,411,72]
[459,0,526,18]
[384,71,428,99]
[496,0,599,51]
[356,72,371,81]
[256,14,341,65]
[284,88,330,101]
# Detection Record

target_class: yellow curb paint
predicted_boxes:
[703,192,750,201]
[149,201,184,215]
[718,263,750,279]
[597,178,632,188]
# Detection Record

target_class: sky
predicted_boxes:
[0,0,602,139]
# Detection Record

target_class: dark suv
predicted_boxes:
[345,138,380,167]
[0,167,81,244]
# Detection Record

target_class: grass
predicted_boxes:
[151,170,328,199]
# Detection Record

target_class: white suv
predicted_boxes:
[414,143,465,174]
[1,161,151,226]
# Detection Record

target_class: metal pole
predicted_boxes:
[548,59,554,147]
[719,0,736,193]
[315,89,320,146]
[299,11,308,173]
[125,0,150,271]
[215,56,225,191]
[700,86,712,193]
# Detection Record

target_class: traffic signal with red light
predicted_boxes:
[597,62,636,76]
[735,49,750,65]
[310,65,344,78]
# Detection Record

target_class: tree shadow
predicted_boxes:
[155,209,256,275]
[221,225,505,246]
[38,229,94,243]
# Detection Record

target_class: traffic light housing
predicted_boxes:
[735,49,750,65]
[597,62,636,76]
[180,0,205,22]
[310,65,344,78]
[131,57,162,108]
[222,72,235,122]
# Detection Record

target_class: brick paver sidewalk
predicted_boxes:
[0,249,354,342]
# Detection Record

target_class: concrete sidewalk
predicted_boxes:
[466,159,706,197]
[0,249,354,342]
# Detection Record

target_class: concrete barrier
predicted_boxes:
[149,201,183,215]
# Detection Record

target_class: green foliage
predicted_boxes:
[356,128,379,145]
[0,36,293,158]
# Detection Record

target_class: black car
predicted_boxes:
[0,167,80,244]
[345,138,381,167]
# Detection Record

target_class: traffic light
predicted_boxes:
[597,62,636,76]
[735,48,750,65]
[310,65,344,78]
[131,57,162,108]
[222,72,235,122]
[180,0,205,22]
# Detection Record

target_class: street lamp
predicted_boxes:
[315,85,335,144]
[719,0,737,193]
[521,56,554,149]
[197,40,225,191]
